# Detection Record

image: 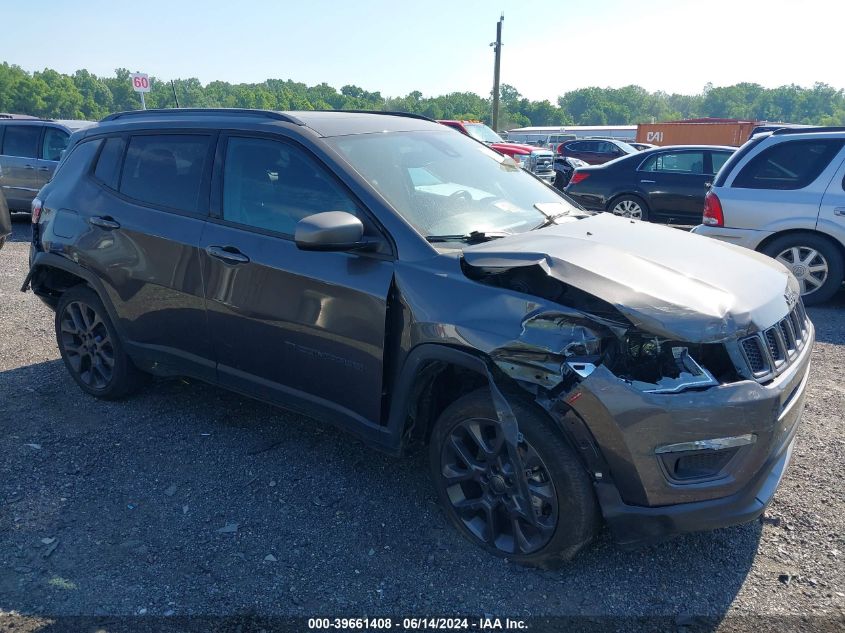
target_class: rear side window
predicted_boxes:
[2,125,40,158]
[222,136,359,236]
[93,137,126,189]
[42,128,69,161]
[710,151,732,175]
[732,139,844,190]
[119,135,211,212]
[641,151,705,173]
[51,139,102,184]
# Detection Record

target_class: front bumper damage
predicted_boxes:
[449,214,814,546]
[488,318,813,547]
[568,326,810,545]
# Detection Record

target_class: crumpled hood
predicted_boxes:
[461,213,799,342]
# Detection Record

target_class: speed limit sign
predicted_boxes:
[130,72,150,110]
[130,72,151,93]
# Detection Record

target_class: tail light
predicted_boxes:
[556,144,565,154]
[31,197,43,224]
[702,191,724,227]
[569,171,590,185]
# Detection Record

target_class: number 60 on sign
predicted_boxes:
[130,73,151,93]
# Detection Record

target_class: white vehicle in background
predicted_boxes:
[693,127,845,304]
[507,125,637,151]
[505,128,575,150]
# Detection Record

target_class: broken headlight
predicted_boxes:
[610,333,718,394]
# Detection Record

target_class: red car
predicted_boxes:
[438,120,555,183]
[557,138,638,165]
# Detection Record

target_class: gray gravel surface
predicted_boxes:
[1,216,844,630]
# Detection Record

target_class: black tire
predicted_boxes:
[553,170,570,191]
[607,194,650,221]
[429,389,599,568]
[55,285,144,399]
[761,233,844,306]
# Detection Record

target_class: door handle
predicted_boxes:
[206,245,250,264]
[37,167,51,172]
[640,179,656,184]
[89,216,121,230]
[24,165,35,170]
[834,207,845,217]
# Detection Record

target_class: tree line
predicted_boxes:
[2,63,844,129]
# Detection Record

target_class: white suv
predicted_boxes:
[693,128,845,304]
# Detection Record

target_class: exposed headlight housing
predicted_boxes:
[611,333,719,394]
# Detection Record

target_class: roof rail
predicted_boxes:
[0,114,54,121]
[771,126,845,136]
[315,109,435,122]
[100,108,304,125]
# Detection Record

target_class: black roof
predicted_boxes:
[96,108,440,137]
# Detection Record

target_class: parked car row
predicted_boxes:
[437,119,555,183]
[555,127,845,304]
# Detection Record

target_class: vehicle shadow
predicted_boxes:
[0,359,760,627]
[8,212,32,242]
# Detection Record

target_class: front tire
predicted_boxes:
[609,195,649,221]
[55,285,143,399]
[762,233,844,305]
[429,389,599,567]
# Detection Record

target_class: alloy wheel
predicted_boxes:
[59,300,115,390]
[440,418,558,555]
[776,246,829,296]
[612,199,643,219]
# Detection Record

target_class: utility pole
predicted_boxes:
[490,12,504,132]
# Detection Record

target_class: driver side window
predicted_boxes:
[222,137,359,236]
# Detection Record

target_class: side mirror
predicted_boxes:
[294,211,372,252]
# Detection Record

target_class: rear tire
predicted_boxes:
[553,170,571,191]
[429,389,599,568]
[608,194,649,221]
[761,233,844,305]
[55,285,144,399]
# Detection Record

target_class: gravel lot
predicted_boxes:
[1,216,844,631]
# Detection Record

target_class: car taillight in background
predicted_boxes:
[569,171,590,185]
[702,191,724,227]
[31,197,43,224]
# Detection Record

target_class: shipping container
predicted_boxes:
[636,119,759,147]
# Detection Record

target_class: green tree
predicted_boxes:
[2,63,844,129]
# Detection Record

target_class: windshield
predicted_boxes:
[327,130,582,239]
[463,123,504,144]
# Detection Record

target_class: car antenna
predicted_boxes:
[170,80,180,108]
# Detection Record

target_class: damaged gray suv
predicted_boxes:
[25,109,813,567]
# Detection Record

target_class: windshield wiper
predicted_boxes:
[426,230,510,244]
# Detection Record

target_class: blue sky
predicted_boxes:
[1,0,841,101]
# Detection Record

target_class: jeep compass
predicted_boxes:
[24,109,813,567]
